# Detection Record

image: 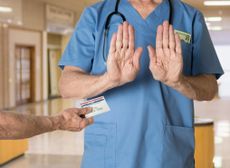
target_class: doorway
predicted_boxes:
[48,48,61,98]
[15,46,34,105]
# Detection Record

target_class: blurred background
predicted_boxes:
[0,0,229,168]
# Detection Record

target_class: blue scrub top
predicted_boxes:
[59,0,224,168]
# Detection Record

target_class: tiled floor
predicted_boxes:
[2,154,82,168]
[1,98,230,168]
[10,99,84,156]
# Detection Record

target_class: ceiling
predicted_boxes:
[34,0,100,13]
[33,0,230,18]
[39,0,230,31]
[0,0,229,43]
[184,0,230,10]
[0,0,22,24]
[33,0,230,12]
[56,0,230,43]
[1,0,230,18]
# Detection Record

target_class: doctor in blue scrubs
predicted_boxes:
[59,0,224,167]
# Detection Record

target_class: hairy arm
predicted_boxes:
[59,22,143,99]
[170,75,218,101]
[0,112,59,139]
[59,66,115,99]
[0,108,93,140]
[148,21,218,101]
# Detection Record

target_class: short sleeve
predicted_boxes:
[192,12,224,79]
[58,8,96,72]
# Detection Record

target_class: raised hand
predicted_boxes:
[106,21,143,87]
[148,21,183,87]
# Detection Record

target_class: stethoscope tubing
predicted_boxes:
[103,0,173,62]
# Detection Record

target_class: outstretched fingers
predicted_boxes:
[156,25,164,64]
[156,25,163,50]
[79,117,94,130]
[116,24,123,50]
[124,23,134,61]
[128,24,135,51]
[169,25,176,53]
[123,21,129,49]
[148,45,157,66]
[133,47,143,70]
[163,21,169,50]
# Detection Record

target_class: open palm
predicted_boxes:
[107,22,143,86]
[148,21,183,86]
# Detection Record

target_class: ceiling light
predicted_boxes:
[7,19,12,24]
[3,24,8,28]
[17,21,23,25]
[206,22,211,26]
[0,6,13,13]
[204,1,230,6]
[208,26,223,31]
[205,17,223,22]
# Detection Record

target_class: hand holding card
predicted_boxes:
[80,96,110,118]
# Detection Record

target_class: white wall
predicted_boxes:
[42,31,48,100]
[0,0,22,24]
[0,25,3,109]
[61,35,71,54]
[22,0,45,31]
[215,45,230,98]
[21,0,84,31]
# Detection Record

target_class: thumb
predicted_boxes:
[148,45,157,65]
[133,47,143,69]
[78,107,92,115]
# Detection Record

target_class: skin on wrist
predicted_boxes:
[166,74,185,89]
[49,116,62,131]
[167,74,197,99]
[102,72,120,89]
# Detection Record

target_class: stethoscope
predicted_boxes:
[103,0,173,62]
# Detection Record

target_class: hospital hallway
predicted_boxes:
[0,98,229,168]
[1,99,84,168]
[1,0,230,168]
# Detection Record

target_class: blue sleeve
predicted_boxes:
[192,12,224,79]
[59,7,96,72]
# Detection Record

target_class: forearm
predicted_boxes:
[169,75,218,101]
[0,112,60,139]
[59,68,116,99]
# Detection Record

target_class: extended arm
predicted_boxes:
[171,74,217,101]
[148,21,218,101]
[59,22,143,99]
[0,108,93,140]
[59,66,115,99]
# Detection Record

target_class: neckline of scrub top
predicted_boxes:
[120,0,170,23]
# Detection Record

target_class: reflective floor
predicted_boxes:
[2,98,230,168]
[2,154,82,168]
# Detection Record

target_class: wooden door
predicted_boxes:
[15,46,34,105]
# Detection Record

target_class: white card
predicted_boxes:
[80,96,110,118]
